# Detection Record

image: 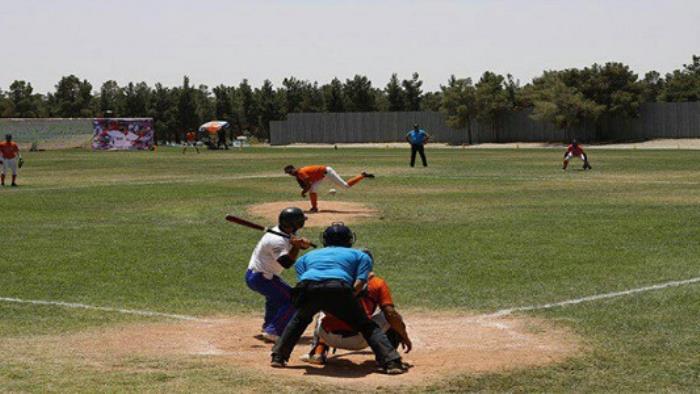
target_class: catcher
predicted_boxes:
[300,250,412,365]
[283,164,374,212]
[563,139,592,170]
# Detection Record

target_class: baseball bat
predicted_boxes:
[225,214,317,248]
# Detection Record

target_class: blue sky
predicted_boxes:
[1,0,698,93]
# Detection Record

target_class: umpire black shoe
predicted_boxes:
[270,355,286,368]
[384,359,407,375]
[362,171,375,178]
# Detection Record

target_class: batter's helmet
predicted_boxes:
[322,222,356,247]
[278,207,307,230]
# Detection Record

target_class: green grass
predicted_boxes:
[1,146,699,392]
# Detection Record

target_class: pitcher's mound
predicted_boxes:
[249,201,379,227]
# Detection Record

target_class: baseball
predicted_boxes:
[329,188,337,195]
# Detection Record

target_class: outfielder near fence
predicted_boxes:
[269,102,700,145]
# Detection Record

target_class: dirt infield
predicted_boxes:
[248,201,379,228]
[2,312,581,390]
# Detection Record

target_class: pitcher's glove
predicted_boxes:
[18,157,24,168]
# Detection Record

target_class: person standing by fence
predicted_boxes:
[405,124,430,167]
[0,134,21,187]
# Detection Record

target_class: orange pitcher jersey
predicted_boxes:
[297,165,327,184]
[321,274,395,333]
[0,141,19,159]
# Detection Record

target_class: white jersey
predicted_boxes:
[247,226,293,277]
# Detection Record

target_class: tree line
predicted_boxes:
[0,55,697,142]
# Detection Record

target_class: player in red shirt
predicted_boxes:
[563,139,592,170]
[182,131,200,154]
[284,165,375,212]
[299,251,412,365]
[0,134,21,187]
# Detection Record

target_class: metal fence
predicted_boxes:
[0,118,93,145]
[269,103,700,145]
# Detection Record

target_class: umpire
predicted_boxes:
[271,223,407,374]
[405,123,430,167]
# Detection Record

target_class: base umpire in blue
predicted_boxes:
[406,123,430,167]
[270,223,407,374]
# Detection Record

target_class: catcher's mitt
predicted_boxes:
[18,157,24,168]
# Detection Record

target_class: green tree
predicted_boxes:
[402,72,423,111]
[238,79,260,136]
[213,84,241,139]
[282,77,304,114]
[659,55,700,102]
[7,80,43,117]
[440,75,477,144]
[50,75,94,117]
[344,75,376,112]
[148,83,177,143]
[322,78,345,112]
[123,82,151,117]
[257,79,283,139]
[475,71,510,140]
[194,84,215,124]
[385,73,405,111]
[176,76,198,140]
[640,71,664,102]
[99,80,124,116]
[300,81,324,112]
[528,72,605,130]
[420,91,443,111]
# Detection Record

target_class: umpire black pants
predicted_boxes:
[271,280,401,366]
[410,144,427,167]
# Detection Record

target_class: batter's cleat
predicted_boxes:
[270,356,286,368]
[383,359,408,375]
[361,171,375,178]
[260,331,279,343]
[309,207,319,213]
[11,183,17,187]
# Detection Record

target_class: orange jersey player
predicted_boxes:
[300,262,412,365]
[182,130,199,154]
[563,139,592,170]
[0,134,21,187]
[284,164,375,212]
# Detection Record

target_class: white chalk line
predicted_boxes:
[0,297,209,322]
[488,276,700,317]
[1,276,699,323]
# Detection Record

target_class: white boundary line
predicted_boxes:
[0,297,208,322]
[488,276,700,317]
[1,277,699,322]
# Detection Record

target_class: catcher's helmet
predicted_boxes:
[283,165,295,174]
[5,134,11,141]
[278,207,307,230]
[322,222,356,247]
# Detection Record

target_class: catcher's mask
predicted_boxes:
[283,165,295,174]
[321,222,356,247]
[5,134,11,141]
[278,207,307,231]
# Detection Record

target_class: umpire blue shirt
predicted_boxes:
[295,247,373,285]
[407,129,427,145]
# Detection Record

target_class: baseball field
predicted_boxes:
[1,146,699,392]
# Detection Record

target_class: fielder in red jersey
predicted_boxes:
[563,139,592,170]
